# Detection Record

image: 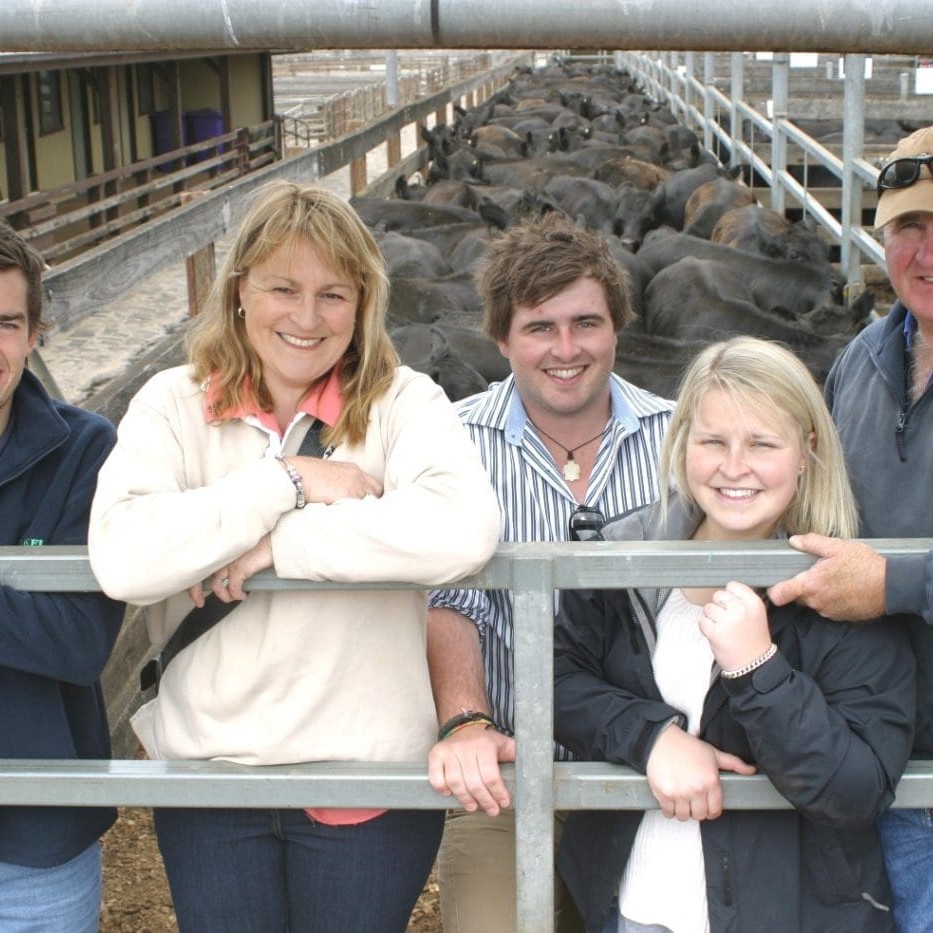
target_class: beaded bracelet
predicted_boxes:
[438,710,498,741]
[721,643,777,680]
[277,456,306,510]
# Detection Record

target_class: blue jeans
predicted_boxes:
[878,807,933,932]
[154,807,444,932]
[0,841,102,932]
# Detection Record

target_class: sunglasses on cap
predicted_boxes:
[876,154,933,192]
[569,505,606,542]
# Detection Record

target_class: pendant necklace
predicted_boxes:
[529,420,605,483]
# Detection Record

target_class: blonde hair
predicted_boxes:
[187,181,397,446]
[660,337,858,538]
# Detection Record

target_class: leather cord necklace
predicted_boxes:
[528,420,605,483]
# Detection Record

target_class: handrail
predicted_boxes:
[1,539,930,931]
[0,121,278,265]
[4,758,933,811]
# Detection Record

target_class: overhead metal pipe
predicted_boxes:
[0,0,931,55]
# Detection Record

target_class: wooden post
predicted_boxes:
[235,127,250,173]
[185,243,215,317]
[181,191,215,318]
[350,153,367,195]
[387,131,401,167]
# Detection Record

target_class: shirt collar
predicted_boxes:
[502,376,641,446]
[202,367,344,436]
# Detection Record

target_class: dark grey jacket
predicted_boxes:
[826,300,933,754]
[554,499,915,933]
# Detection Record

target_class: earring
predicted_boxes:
[798,462,806,474]
[236,306,246,319]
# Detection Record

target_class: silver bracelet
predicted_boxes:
[277,456,306,510]
[720,643,777,680]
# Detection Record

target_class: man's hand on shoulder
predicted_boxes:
[428,722,516,817]
[767,533,887,622]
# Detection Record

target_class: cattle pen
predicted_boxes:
[3,1,933,930]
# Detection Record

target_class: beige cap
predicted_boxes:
[875,125,933,228]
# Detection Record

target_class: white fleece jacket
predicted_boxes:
[89,365,501,765]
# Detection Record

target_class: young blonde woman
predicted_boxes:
[554,336,915,933]
[88,181,500,932]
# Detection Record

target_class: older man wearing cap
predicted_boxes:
[768,125,933,930]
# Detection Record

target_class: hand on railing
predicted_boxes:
[428,723,516,817]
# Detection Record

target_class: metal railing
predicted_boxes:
[2,539,932,932]
[1,121,279,264]
[617,50,887,300]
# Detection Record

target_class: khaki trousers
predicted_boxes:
[436,808,584,933]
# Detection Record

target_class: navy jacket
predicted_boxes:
[826,300,933,755]
[0,370,124,867]
[554,499,915,932]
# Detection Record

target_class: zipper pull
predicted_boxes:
[894,409,908,462]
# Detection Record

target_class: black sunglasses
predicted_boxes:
[876,154,933,192]
[569,505,606,542]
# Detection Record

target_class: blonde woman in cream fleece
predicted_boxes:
[89,181,500,933]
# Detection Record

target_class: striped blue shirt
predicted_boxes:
[429,373,673,759]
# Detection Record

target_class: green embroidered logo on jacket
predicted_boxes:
[20,537,45,546]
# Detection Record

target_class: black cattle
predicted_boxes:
[428,146,484,183]
[614,183,663,251]
[614,328,691,400]
[386,272,482,328]
[472,155,589,188]
[424,323,512,384]
[391,324,488,401]
[416,179,476,207]
[711,206,830,265]
[350,198,478,231]
[470,125,528,158]
[651,163,725,230]
[394,175,428,201]
[402,215,501,258]
[604,236,650,319]
[541,176,622,234]
[636,232,846,318]
[642,255,870,384]
[682,178,756,239]
[460,184,565,223]
[611,164,727,251]
[378,230,453,279]
[594,156,671,190]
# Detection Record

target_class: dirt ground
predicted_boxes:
[100,804,443,931]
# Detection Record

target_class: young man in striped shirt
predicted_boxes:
[427,214,673,933]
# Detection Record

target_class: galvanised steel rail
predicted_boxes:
[2,540,931,931]
[1,0,933,55]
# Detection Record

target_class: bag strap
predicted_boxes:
[140,419,326,691]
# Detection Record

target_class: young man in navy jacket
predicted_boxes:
[0,224,124,930]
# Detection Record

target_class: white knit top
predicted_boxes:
[618,588,713,933]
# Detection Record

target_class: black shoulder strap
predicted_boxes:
[296,417,326,457]
[139,419,326,692]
